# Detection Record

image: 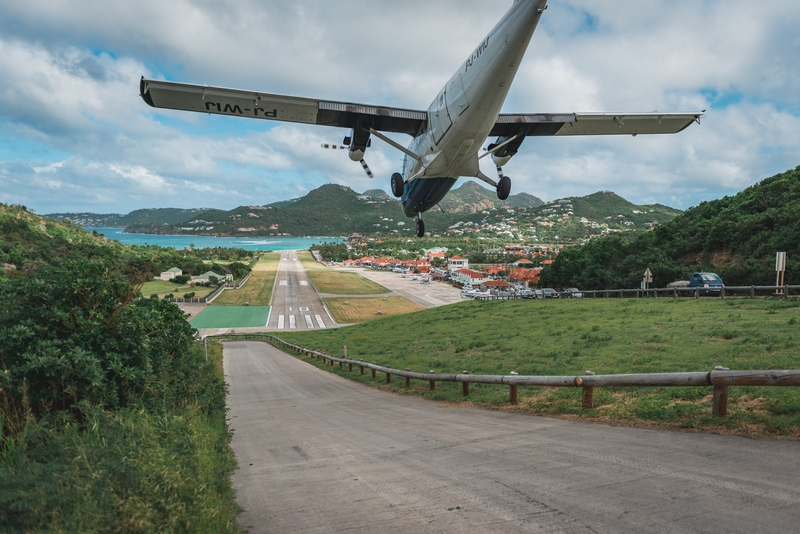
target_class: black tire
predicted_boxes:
[416,218,425,238]
[391,173,404,198]
[497,176,511,201]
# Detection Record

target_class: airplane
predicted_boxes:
[139,0,703,238]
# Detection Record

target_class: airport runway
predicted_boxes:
[225,341,800,534]
[266,250,336,332]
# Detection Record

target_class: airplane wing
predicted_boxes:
[490,112,703,138]
[139,78,426,137]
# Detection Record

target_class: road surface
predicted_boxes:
[225,341,800,533]
[266,250,336,332]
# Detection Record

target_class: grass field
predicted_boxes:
[140,280,213,299]
[297,251,390,295]
[190,306,270,329]
[280,298,800,438]
[324,297,425,323]
[211,253,280,306]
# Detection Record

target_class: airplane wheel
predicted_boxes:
[391,173,404,198]
[497,176,511,201]
[416,218,425,238]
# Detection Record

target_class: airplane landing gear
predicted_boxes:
[391,173,404,198]
[497,175,511,201]
[416,217,425,238]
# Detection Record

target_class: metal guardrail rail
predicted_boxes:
[212,333,800,418]
[472,285,800,301]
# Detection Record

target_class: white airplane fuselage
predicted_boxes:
[398,0,548,217]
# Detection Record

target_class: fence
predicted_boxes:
[161,272,254,304]
[211,333,800,418]
[583,285,798,299]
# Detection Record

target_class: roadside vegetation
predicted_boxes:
[0,205,241,531]
[211,252,280,306]
[140,279,214,299]
[324,297,424,324]
[298,252,390,295]
[280,298,800,438]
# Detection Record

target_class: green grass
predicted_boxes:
[324,297,424,323]
[140,280,213,299]
[191,306,270,329]
[0,342,242,532]
[279,298,800,438]
[211,253,280,306]
[297,252,390,295]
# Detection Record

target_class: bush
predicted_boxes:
[173,274,191,284]
[183,292,196,299]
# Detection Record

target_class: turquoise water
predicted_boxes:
[87,228,339,251]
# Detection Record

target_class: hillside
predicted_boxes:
[47,207,209,228]
[439,180,544,213]
[540,166,800,289]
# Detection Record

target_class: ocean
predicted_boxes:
[86,228,340,251]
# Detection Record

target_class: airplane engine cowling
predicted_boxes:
[492,154,512,168]
[349,149,365,162]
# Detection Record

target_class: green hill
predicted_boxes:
[540,166,800,289]
[440,180,543,213]
[46,208,209,228]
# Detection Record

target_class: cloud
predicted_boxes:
[0,0,798,215]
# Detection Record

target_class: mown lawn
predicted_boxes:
[325,297,424,323]
[280,298,800,438]
[140,280,213,299]
[211,253,280,306]
[297,251,390,295]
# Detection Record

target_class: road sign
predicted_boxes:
[643,269,653,284]
[776,252,787,272]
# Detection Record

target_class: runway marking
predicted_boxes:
[289,315,297,329]
[315,315,326,329]
[304,315,314,328]
[300,281,308,286]
[277,315,285,329]
[289,307,293,312]
[280,280,288,286]
[299,307,309,312]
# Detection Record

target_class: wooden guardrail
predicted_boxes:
[211,334,800,418]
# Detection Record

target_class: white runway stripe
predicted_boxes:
[315,315,326,329]
[300,281,308,286]
[289,315,297,329]
[278,315,285,329]
[304,315,314,328]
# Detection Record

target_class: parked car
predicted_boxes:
[689,272,724,296]
[540,288,560,299]
[560,288,584,299]
[517,289,536,299]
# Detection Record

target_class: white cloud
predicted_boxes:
[0,0,798,214]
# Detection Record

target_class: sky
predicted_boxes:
[1,0,799,215]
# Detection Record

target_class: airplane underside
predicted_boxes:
[401,177,458,218]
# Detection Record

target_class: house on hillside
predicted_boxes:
[513,259,533,267]
[190,271,232,285]
[160,267,183,281]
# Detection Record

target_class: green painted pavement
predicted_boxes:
[190,306,270,329]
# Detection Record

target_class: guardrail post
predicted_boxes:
[372,362,377,379]
[786,285,790,298]
[429,371,436,391]
[349,363,353,372]
[509,371,519,404]
[720,286,725,299]
[582,371,595,409]
[386,367,392,384]
[713,366,730,417]
[751,285,755,298]
[462,371,470,396]
[405,369,411,388]
[360,360,365,375]
[695,287,700,299]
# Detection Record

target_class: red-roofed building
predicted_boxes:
[514,259,533,267]
[510,267,542,285]
[484,280,512,289]
[448,256,469,272]
[483,266,506,276]
[451,269,487,287]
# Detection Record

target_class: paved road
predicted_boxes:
[266,250,336,331]
[225,341,800,534]
[348,268,464,308]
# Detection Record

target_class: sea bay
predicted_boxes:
[87,228,339,251]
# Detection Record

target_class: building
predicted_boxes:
[160,267,183,281]
[451,269,488,287]
[190,271,232,285]
[447,256,469,272]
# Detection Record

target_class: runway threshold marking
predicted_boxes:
[280,280,288,286]
[289,315,297,329]
[315,315,326,329]
[300,281,308,286]
[304,315,314,329]
[278,315,285,329]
